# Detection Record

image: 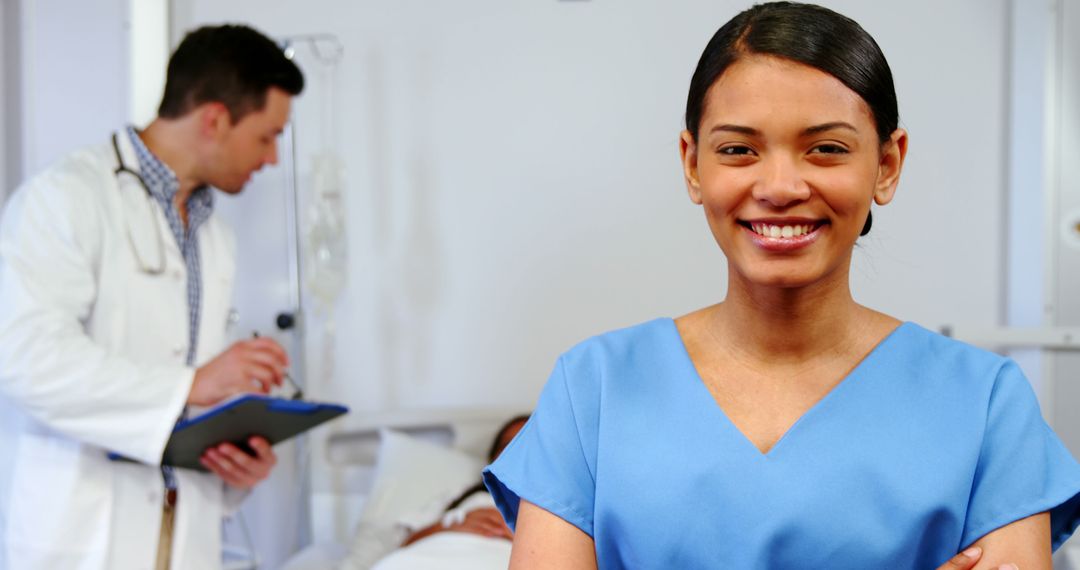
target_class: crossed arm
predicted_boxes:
[507,500,1050,570]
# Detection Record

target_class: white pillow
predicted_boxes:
[360,428,483,529]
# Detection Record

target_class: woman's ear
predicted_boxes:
[874,128,908,206]
[680,130,703,204]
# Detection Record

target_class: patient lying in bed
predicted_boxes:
[362,415,529,570]
[370,492,512,570]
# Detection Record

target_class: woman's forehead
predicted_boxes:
[701,55,875,133]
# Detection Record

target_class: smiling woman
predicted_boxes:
[481,2,1080,570]
[683,54,904,290]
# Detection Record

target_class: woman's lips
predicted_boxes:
[740,221,826,252]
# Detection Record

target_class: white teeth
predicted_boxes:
[751,223,816,238]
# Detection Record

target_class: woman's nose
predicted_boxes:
[751,155,811,208]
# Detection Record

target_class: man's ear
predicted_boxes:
[680,130,703,205]
[197,102,231,140]
[874,128,908,206]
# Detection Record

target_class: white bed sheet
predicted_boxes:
[372,532,511,570]
[278,542,348,570]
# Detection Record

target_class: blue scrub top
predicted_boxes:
[484,319,1080,569]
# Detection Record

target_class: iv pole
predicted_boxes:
[277,32,345,553]
[276,32,345,388]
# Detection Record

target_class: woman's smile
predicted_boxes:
[739,217,829,252]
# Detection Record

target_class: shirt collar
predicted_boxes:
[124,126,214,213]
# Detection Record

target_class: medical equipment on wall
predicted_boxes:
[290,35,348,314]
[305,155,347,310]
[221,34,348,570]
[281,34,348,398]
[268,34,348,378]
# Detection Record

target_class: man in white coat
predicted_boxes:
[0,25,304,569]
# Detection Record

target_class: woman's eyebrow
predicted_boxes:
[802,122,858,136]
[707,122,859,137]
[709,124,760,136]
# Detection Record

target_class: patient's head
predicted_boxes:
[488,414,529,463]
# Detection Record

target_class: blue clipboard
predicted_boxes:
[113,395,349,471]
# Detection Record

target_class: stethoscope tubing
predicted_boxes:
[111,133,168,276]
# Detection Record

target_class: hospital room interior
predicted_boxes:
[0,0,1078,568]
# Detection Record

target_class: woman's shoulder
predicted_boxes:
[894,321,1006,362]
[886,321,1017,388]
[558,317,678,366]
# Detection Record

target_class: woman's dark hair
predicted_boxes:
[685,2,894,237]
[685,2,897,143]
[158,25,304,122]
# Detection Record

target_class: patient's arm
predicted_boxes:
[965,511,1050,570]
[509,499,596,570]
[402,507,513,546]
[401,521,442,547]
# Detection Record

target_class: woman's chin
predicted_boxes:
[733,265,833,291]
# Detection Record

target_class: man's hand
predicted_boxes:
[188,337,288,406]
[448,507,514,540]
[200,436,277,489]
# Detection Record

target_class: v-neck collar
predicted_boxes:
[665,318,910,459]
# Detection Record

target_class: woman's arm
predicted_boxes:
[509,500,597,570]
[966,511,1050,570]
[507,501,1044,569]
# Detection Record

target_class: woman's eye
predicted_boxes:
[718,145,754,156]
[811,144,848,155]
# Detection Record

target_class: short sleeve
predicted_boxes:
[483,355,599,536]
[961,360,1080,549]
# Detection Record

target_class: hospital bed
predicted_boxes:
[279,407,526,570]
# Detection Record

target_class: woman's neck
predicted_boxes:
[710,265,873,366]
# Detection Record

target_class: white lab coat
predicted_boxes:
[0,131,241,569]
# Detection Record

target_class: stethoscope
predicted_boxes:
[112,133,167,275]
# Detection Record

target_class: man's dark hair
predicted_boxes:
[158,24,304,122]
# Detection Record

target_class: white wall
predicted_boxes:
[1007,0,1056,409]
[129,0,169,126]
[176,0,1010,413]
[0,0,21,201]
[3,0,168,186]
[0,1,8,204]
[1049,0,1080,460]
[18,0,131,175]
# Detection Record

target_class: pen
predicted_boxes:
[252,331,304,400]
